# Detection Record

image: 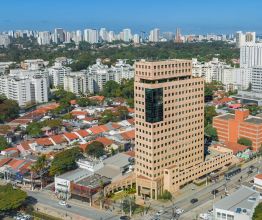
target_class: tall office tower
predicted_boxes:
[54,28,65,44]
[37,31,50,45]
[149,28,160,42]
[240,43,262,68]
[134,59,233,199]
[175,28,183,43]
[123,28,132,42]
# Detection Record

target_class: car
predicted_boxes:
[199,213,209,220]
[119,216,130,220]
[176,208,184,214]
[248,170,253,174]
[156,210,164,216]
[211,189,219,195]
[190,198,198,204]
[58,200,68,206]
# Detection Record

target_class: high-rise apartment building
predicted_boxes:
[0,35,10,48]
[123,29,132,42]
[54,28,65,44]
[236,31,256,48]
[49,62,71,87]
[134,59,233,199]
[84,29,99,44]
[240,43,262,68]
[149,28,160,42]
[37,31,50,45]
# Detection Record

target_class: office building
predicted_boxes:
[133,34,140,44]
[134,59,233,199]
[252,66,262,92]
[213,109,262,151]
[213,186,260,220]
[175,28,183,43]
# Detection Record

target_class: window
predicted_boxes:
[145,88,163,123]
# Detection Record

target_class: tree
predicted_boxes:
[49,147,82,176]
[159,190,172,200]
[0,136,8,151]
[0,184,27,212]
[238,137,252,147]
[116,106,129,120]
[0,95,20,123]
[252,202,262,220]
[102,81,121,97]
[86,141,105,158]
[77,98,90,107]
[26,122,43,137]
[204,106,217,127]
[204,124,218,141]
[35,155,48,190]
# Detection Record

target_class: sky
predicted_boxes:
[0,0,262,34]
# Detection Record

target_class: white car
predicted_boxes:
[59,200,67,206]
[199,213,209,220]
[156,210,164,216]
[176,208,184,214]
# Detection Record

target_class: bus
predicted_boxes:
[224,167,241,180]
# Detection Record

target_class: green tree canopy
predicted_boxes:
[102,81,121,97]
[0,136,8,151]
[26,121,43,137]
[238,137,252,147]
[159,190,173,201]
[204,106,217,127]
[49,147,82,176]
[0,184,27,212]
[204,124,218,141]
[252,202,262,220]
[0,94,20,123]
[86,141,105,158]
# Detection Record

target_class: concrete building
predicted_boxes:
[122,28,132,42]
[213,109,262,151]
[63,72,87,95]
[0,72,49,107]
[134,59,233,199]
[213,186,260,220]
[240,43,262,68]
[21,59,47,70]
[37,31,50,45]
[54,28,64,44]
[49,62,71,87]
[251,66,262,92]
[83,29,99,44]
[236,31,256,48]
[133,34,140,44]
[149,28,160,42]
[111,59,134,84]
[0,35,10,48]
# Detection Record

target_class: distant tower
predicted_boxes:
[175,28,183,43]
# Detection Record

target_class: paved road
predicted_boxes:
[27,190,120,220]
[155,158,262,220]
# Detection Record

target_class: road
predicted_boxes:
[27,190,120,220]
[154,158,262,220]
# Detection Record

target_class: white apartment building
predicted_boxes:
[37,31,50,45]
[49,62,71,87]
[0,71,49,107]
[0,35,10,48]
[251,66,262,93]
[21,59,48,70]
[83,29,99,44]
[111,59,134,84]
[122,29,132,42]
[149,28,160,42]
[236,31,256,48]
[240,43,262,68]
[63,71,87,95]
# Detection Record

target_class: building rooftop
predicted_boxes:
[76,174,110,189]
[57,168,92,182]
[214,186,260,216]
[245,117,262,125]
[103,153,131,169]
[95,165,122,180]
[216,114,235,120]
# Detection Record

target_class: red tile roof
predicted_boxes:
[255,174,262,180]
[127,108,135,113]
[124,150,135,157]
[96,137,113,146]
[79,143,89,151]
[120,130,135,140]
[222,141,249,155]
[63,132,79,141]
[89,125,109,135]
[50,134,67,144]
[18,140,34,150]
[71,111,88,116]
[36,138,53,146]
[70,100,77,105]
[89,95,105,102]
[111,123,121,129]
[0,158,12,167]
[76,130,89,138]
[213,97,235,105]
[7,159,25,170]
[82,117,96,122]
[2,147,18,153]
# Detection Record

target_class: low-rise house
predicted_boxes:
[254,174,262,189]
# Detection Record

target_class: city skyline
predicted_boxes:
[1,0,262,34]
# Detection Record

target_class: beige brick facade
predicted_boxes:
[134,59,233,199]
